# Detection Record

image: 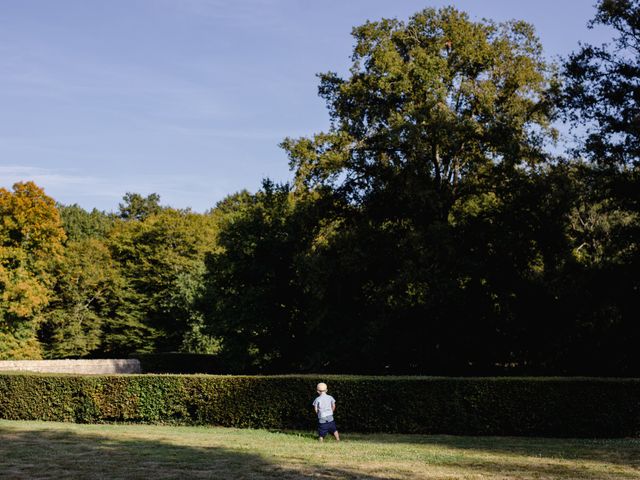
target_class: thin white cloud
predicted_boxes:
[0,165,95,186]
[0,165,239,212]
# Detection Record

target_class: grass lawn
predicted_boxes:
[0,420,638,479]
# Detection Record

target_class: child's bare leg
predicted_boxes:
[333,431,340,441]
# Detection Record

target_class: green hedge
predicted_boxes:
[0,374,638,437]
[132,353,223,374]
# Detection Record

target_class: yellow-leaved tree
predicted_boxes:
[0,181,66,359]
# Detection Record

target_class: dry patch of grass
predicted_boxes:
[0,420,638,479]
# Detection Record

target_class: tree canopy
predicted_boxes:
[562,0,640,169]
[1,3,638,375]
[0,182,65,359]
[283,7,556,218]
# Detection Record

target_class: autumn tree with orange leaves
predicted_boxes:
[0,181,66,359]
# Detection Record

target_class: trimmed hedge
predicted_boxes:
[133,353,223,374]
[0,374,639,437]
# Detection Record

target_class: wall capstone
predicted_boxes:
[0,359,141,374]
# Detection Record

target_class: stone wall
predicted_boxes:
[0,359,141,374]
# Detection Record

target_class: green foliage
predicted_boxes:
[557,0,640,376]
[107,208,219,354]
[0,182,66,359]
[40,238,122,358]
[118,192,163,221]
[282,7,556,215]
[1,3,639,376]
[0,374,639,437]
[2,189,223,359]
[203,181,317,372]
[562,0,640,168]
[244,6,565,374]
[134,353,222,374]
[58,204,116,242]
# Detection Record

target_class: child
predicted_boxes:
[312,382,340,442]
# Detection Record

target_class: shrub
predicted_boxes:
[0,374,638,437]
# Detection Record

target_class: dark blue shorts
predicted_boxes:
[317,420,337,437]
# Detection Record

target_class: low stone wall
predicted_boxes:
[0,359,141,374]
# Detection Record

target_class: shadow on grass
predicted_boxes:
[340,432,640,469]
[0,426,389,480]
[3,424,639,480]
[263,429,640,479]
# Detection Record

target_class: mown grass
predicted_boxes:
[0,420,638,479]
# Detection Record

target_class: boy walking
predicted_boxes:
[312,382,340,442]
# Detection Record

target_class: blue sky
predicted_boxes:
[0,1,613,212]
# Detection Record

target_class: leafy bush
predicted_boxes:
[0,374,638,437]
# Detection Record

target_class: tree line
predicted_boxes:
[1,1,638,375]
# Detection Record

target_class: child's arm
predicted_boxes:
[332,401,336,412]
